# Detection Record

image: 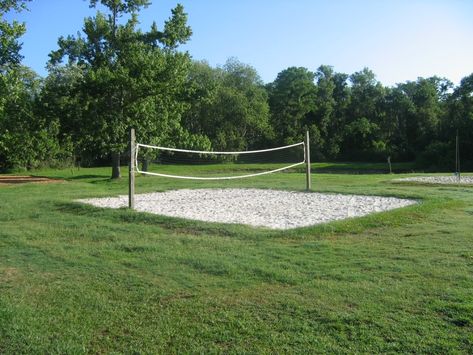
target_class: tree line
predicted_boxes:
[1,0,472,177]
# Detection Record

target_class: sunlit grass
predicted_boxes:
[1,165,472,353]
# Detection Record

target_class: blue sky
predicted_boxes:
[7,0,473,86]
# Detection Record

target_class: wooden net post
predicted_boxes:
[305,130,311,191]
[129,128,135,209]
[456,130,461,182]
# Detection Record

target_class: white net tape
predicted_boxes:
[135,142,306,180]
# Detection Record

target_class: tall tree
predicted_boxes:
[1,0,30,116]
[182,58,271,151]
[215,58,271,150]
[0,0,63,171]
[342,68,386,160]
[49,1,193,178]
[313,65,336,158]
[181,60,220,138]
[383,85,415,160]
[444,73,473,169]
[0,0,30,70]
[267,67,317,147]
[38,64,84,163]
[395,77,451,162]
[313,65,350,159]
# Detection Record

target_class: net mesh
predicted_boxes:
[135,142,306,180]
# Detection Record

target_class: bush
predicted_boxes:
[416,141,455,171]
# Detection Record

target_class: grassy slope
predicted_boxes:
[0,166,472,353]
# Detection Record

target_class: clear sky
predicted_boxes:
[6,0,473,86]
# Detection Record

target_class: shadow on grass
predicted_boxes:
[53,201,279,240]
[52,195,448,244]
[65,174,109,180]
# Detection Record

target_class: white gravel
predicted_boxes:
[78,188,416,230]
[395,176,473,185]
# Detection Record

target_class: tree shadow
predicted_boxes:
[66,174,109,180]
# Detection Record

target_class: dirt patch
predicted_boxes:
[1,267,21,283]
[0,175,63,184]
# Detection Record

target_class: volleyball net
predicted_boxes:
[128,129,311,208]
[134,141,306,180]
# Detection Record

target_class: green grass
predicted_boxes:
[1,165,473,353]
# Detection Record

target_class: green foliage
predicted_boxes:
[0,1,68,171]
[47,2,195,177]
[88,0,151,14]
[0,67,67,171]
[313,65,348,159]
[2,0,473,171]
[267,67,317,145]
[0,0,30,68]
[264,64,472,168]
[182,58,271,151]
[160,4,192,49]
[416,140,453,170]
[339,68,386,159]
[0,17,25,68]
[445,74,473,170]
[38,64,84,161]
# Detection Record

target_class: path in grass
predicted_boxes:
[0,167,472,353]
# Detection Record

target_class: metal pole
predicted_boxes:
[305,130,311,191]
[129,128,135,209]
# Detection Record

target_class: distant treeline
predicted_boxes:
[1,0,472,176]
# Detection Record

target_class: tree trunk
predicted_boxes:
[111,152,121,179]
[141,159,149,174]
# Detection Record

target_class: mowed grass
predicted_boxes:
[1,165,473,353]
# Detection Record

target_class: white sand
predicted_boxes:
[395,176,473,185]
[78,188,416,230]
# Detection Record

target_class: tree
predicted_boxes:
[1,0,30,115]
[214,58,271,150]
[38,64,84,164]
[0,66,67,171]
[391,77,451,162]
[313,65,350,159]
[267,67,317,147]
[181,61,220,137]
[342,68,386,160]
[0,0,30,70]
[0,0,65,171]
[49,0,193,178]
[383,85,415,160]
[444,73,473,169]
[182,58,271,151]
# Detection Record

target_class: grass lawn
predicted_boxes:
[1,165,472,353]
